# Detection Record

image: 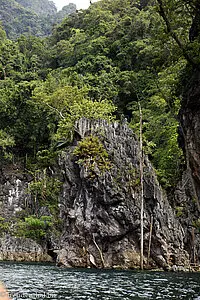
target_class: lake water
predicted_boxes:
[0,262,200,299]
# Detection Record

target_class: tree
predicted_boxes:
[0,0,193,189]
[32,75,116,144]
[156,0,200,65]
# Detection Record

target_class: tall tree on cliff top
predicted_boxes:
[156,0,200,65]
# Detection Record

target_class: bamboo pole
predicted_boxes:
[139,102,144,270]
[192,227,196,264]
[92,233,105,268]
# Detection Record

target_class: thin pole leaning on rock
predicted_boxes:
[92,233,105,268]
[139,102,144,270]
[192,227,196,265]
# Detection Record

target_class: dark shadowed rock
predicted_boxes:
[178,67,200,267]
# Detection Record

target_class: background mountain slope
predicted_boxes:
[15,0,57,16]
[0,0,76,38]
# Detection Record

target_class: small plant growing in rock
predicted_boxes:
[0,217,11,236]
[28,174,61,213]
[175,206,184,217]
[73,135,110,177]
[192,219,200,232]
[126,166,141,189]
[15,215,52,242]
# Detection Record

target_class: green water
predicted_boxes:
[0,262,200,299]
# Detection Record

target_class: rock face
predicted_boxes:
[178,68,200,266]
[0,164,30,217]
[0,236,52,262]
[179,70,200,204]
[174,170,200,267]
[55,119,189,269]
[0,119,191,269]
[0,164,52,262]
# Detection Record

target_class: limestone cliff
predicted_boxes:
[55,119,189,269]
[0,119,190,270]
[177,68,200,267]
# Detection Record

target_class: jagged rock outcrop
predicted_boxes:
[0,236,52,262]
[55,119,189,269]
[0,119,191,269]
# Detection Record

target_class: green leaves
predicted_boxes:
[0,129,15,162]
[73,135,111,177]
[130,93,183,187]
[28,175,61,208]
[0,0,195,190]
[15,215,53,241]
[33,77,116,144]
[0,130,15,149]
[0,0,75,39]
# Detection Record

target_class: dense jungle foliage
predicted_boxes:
[0,0,199,191]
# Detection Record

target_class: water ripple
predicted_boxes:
[0,262,200,299]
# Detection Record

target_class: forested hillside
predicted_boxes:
[15,0,57,16]
[0,0,192,187]
[0,0,76,38]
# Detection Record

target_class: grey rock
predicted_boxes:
[0,119,191,269]
[55,119,189,269]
